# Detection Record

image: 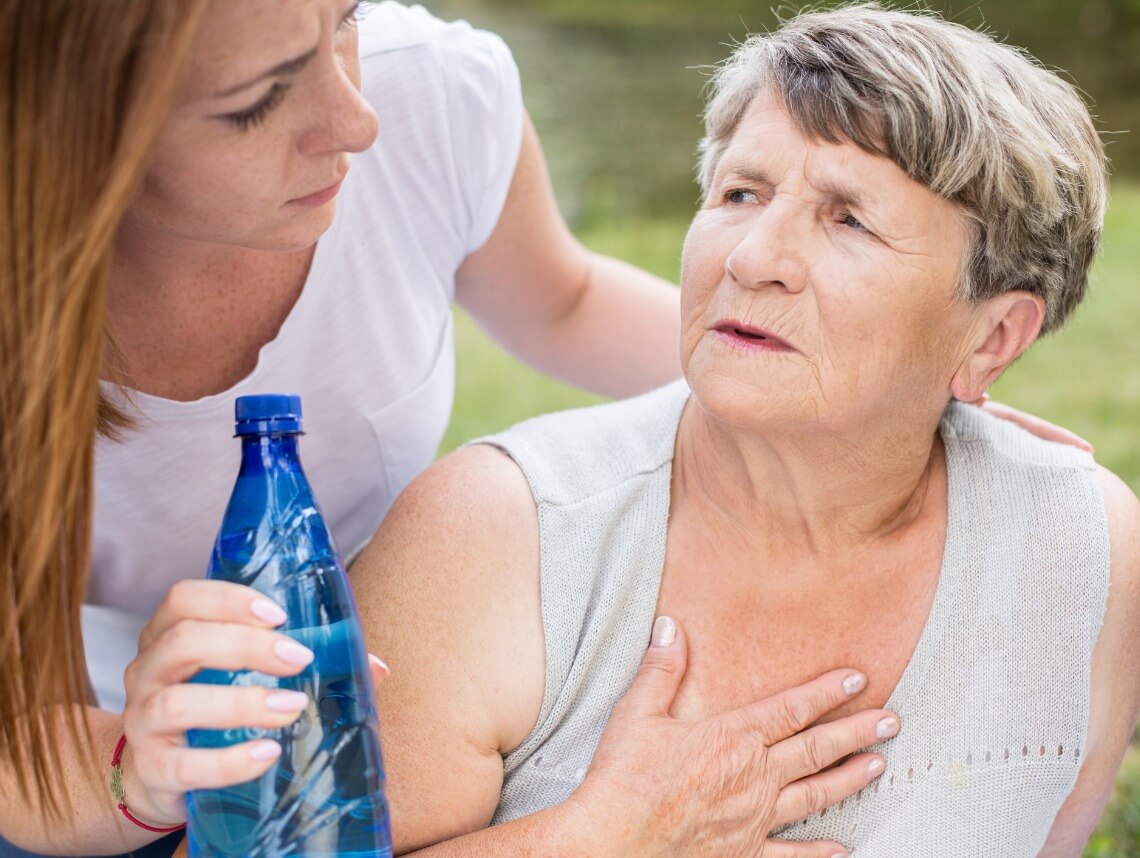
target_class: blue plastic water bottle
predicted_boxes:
[187,394,392,857]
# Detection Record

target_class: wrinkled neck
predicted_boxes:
[673,401,945,558]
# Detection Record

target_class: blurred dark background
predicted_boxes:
[424,0,1139,229]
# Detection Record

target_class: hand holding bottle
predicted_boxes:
[118,579,387,830]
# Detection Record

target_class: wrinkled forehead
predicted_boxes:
[717,90,971,241]
[717,90,889,188]
[178,0,324,102]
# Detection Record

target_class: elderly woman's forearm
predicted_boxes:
[403,799,606,857]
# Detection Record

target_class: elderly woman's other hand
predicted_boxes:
[569,616,893,857]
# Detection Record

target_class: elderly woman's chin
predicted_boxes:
[685,356,956,447]
[683,347,825,433]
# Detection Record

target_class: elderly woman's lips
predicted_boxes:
[712,323,797,353]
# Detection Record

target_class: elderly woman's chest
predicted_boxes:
[654,530,944,722]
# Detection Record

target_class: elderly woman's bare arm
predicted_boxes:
[1040,468,1140,854]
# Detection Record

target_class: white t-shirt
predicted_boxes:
[83,2,524,711]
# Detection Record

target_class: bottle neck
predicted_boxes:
[238,432,304,477]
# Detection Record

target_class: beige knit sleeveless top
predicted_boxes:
[474,380,1109,856]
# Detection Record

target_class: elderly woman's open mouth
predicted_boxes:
[713,319,797,353]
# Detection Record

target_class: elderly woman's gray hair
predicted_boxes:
[698,3,1108,334]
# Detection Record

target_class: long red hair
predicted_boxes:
[0,0,209,819]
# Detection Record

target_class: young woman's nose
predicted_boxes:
[298,52,379,157]
[724,199,809,294]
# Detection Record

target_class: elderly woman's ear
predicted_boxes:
[950,291,1046,402]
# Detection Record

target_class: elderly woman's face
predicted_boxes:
[681,90,977,433]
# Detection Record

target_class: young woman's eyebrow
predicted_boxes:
[213,46,319,99]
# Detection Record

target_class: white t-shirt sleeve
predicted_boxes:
[355,3,525,262]
[434,26,525,254]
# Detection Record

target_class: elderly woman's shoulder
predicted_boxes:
[373,381,689,570]
[1098,467,1140,570]
[460,380,690,507]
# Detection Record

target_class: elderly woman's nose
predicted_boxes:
[724,208,808,293]
[299,61,379,157]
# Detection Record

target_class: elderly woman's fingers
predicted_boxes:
[609,615,687,720]
[978,399,1094,452]
[768,709,899,784]
[139,579,288,651]
[734,669,867,746]
[770,752,886,827]
[762,839,852,858]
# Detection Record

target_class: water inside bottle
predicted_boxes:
[188,616,391,857]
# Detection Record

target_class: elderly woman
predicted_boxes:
[353,5,1140,855]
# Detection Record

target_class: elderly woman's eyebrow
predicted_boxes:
[815,178,879,212]
[717,163,774,188]
[718,162,879,211]
[213,46,319,99]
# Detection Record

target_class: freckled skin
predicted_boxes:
[121,0,378,251]
[107,0,379,401]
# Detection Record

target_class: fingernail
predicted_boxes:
[275,639,315,666]
[368,653,389,677]
[832,852,849,858]
[251,598,287,626]
[265,691,309,712]
[651,616,676,648]
[249,740,281,762]
[876,716,900,739]
[842,672,866,696]
[868,758,886,777]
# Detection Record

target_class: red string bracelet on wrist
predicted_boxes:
[110,733,187,834]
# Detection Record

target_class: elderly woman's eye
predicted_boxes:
[725,189,760,205]
[841,213,868,231]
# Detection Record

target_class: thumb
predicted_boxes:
[619,616,688,719]
[368,653,389,684]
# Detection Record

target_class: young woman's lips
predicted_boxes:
[712,321,797,353]
[289,178,344,207]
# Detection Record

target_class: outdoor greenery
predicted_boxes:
[442,183,1140,851]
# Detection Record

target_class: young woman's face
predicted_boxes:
[122,0,379,251]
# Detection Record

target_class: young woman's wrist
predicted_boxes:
[115,735,186,831]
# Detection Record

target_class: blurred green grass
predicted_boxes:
[441,183,1140,849]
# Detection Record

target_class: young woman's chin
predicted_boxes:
[239,202,339,253]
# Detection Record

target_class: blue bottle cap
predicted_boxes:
[234,394,304,436]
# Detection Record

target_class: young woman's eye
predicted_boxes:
[225,82,291,131]
[338,1,361,31]
[726,189,760,205]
